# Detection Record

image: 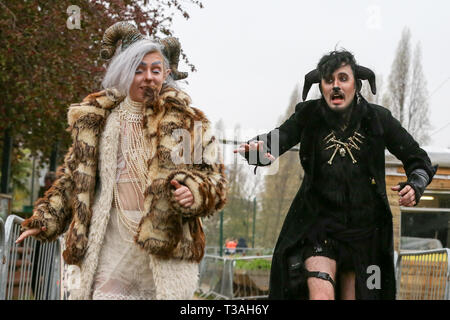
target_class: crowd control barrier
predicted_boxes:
[396,248,450,300]
[0,215,62,300]
[197,254,272,300]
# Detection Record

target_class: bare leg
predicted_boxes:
[340,271,356,300]
[304,256,337,300]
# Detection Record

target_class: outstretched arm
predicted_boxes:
[20,153,75,242]
[234,101,306,167]
[233,141,275,162]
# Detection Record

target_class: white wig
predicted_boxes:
[101,39,176,96]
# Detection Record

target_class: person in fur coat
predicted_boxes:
[235,50,436,300]
[16,22,227,300]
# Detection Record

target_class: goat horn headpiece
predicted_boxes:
[100,21,188,80]
[302,65,376,101]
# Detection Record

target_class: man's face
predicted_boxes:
[129,51,170,102]
[321,64,356,112]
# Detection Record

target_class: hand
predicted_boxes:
[233,141,275,161]
[171,180,194,208]
[15,226,46,244]
[391,184,416,207]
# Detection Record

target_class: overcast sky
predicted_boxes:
[170,0,450,153]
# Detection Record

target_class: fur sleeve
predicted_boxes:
[167,120,227,218]
[21,150,75,241]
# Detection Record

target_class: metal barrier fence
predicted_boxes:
[0,218,5,297]
[396,248,450,300]
[0,215,62,300]
[196,254,272,300]
[198,249,450,300]
[2,215,449,300]
[205,246,274,257]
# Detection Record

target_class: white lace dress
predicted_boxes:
[92,97,156,300]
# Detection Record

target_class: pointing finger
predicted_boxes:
[15,228,42,244]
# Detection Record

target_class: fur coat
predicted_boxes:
[22,86,227,299]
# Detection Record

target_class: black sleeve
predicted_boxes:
[383,108,437,183]
[244,102,305,167]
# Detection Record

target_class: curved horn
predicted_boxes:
[160,37,188,80]
[356,65,376,95]
[100,22,144,60]
[302,69,320,101]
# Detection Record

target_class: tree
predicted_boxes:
[387,27,411,125]
[256,85,304,248]
[0,0,203,193]
[222,124,261,243]
[202,119,265,250]
[407,43,430,144]
[202,118,226,246]
[384,27,431,145]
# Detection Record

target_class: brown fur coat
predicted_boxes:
[22,86,227,266]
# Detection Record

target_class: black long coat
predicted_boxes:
[249,97,436,299]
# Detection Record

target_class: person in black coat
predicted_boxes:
[234,50,437,300]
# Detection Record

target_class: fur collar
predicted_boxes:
[67,86,197,125]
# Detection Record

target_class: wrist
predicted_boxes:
[407,169,430,205]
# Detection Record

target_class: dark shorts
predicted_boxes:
[303,238,354,272]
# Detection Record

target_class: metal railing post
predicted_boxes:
[219,211,224,257]
[0,218,5,299]
[252,198,256,248]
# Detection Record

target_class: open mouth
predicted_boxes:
[330,92,345,104]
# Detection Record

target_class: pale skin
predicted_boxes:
[234,64,416,300]
[129,51,171,103]
[17,52,194,244]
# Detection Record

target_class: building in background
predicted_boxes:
[386,147,450,252]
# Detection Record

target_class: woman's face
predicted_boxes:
[129,51,171,102]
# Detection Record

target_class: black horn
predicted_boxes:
[302,69,320,101]
[356,65,376,95]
